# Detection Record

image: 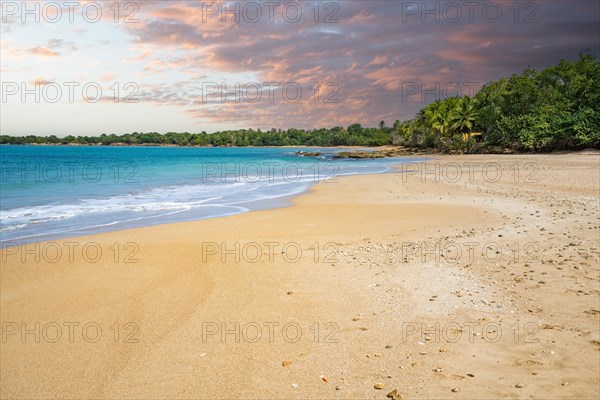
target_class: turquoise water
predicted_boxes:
[0,146,424,244]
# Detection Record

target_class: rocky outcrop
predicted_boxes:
[295,147,429,159]
[294,151,322,157]
[334,147,427,159]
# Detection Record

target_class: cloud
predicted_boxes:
[99,74,116,82]
[115,0,598,128]
[27,46,59,57]
[4,0,599,133]
[47,38,77,52]
[30,78,54,85]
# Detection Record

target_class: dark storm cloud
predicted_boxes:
[124,0,600,128]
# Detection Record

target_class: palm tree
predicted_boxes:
[451,96,478,140]
[418,101,443,132]
[433,99,459,137]
[431,111,450,136]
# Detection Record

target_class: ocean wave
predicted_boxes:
[0,148,424,243]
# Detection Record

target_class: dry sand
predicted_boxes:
[1,153,599,399]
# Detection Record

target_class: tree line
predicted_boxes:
[0,126,391,147]
[2,53,598,152]
[393,52,599,152]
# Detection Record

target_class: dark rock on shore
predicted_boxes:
[295,147,429,160]
[335,151,385,159]
[334,147,426,159]
[294,151,322,157]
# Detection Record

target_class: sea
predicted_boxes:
[0,145,425,244]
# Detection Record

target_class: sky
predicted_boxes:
[1,0,599,136]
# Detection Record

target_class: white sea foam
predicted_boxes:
[1,149,425,243]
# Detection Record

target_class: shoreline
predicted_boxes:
[5,149,598,245]
[1,153,599,399]
[1,155,425,246]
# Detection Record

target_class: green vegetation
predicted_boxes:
[392,52,600,152]
[2,53,598,152]
[0,126,391,147]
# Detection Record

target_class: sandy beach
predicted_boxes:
[1,153,599,399]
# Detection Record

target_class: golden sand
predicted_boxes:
[1,153,599,399]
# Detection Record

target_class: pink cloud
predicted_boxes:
[368,54,388,66]
[30,78,54,85]
[115,0,600,129]
[28,46,59,57]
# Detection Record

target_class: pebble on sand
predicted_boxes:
[374,383,385,390]
[282,361,293,367]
